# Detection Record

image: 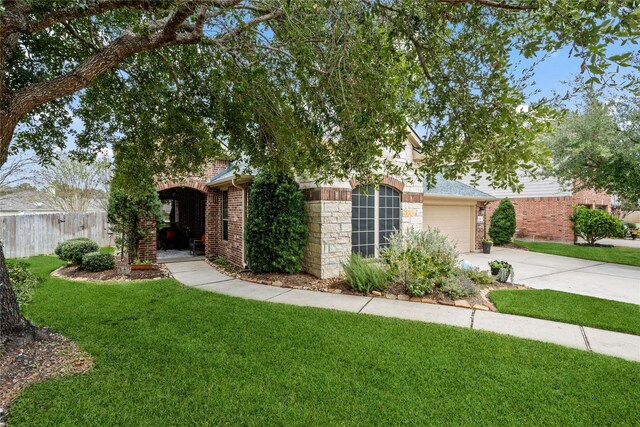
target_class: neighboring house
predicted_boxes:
[150,133,496,278]
[459,171,612,242]
[0,190,105,214]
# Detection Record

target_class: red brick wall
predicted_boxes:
[135,219,157,262]
[205,185,247,267]
[485,189,611,242]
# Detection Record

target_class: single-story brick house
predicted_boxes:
[459,171,612,242]
[146,133,497,278]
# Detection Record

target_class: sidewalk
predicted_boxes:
[166,260,640,362]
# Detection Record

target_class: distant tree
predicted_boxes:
[543,94,640,204]
[0,156,34,194]
[489,198,516,245]
[36,155,110,212]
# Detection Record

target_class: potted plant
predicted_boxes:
[482,239,493,254]
[488,260,511,276]
[131,259,154,270]
[496,265,515,283]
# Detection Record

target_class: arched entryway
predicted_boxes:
[157,185,207,254]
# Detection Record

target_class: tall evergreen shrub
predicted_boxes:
[245,171,308,273]
[489,198,516,244]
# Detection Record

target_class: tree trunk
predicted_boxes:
[0,241,31,339]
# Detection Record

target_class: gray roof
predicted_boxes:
[208,159,255,185]
[424,175,496,200]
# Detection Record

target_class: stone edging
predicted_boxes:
[202,258,529,312]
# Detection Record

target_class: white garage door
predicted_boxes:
[423,205,474,253]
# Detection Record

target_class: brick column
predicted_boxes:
[205,188,220,259]
[135,219,157,262]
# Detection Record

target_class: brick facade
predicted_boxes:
[485,189,611,242]
[205,185,247,267]
[135,219,158,262]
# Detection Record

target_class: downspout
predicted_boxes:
[481,201,489,241]
[231,178,246,268]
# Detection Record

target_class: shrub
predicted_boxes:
[59,239,99,264]
[54,237,91,257]
[108,183,164,260]
[489,198,516,245]
[570,206,625,245]
[7,261,39,308]
[625,222,637,230]
[82,252,116,272]
[441,275,478,300]
[245,171,308,273]
[342,253,390,294]
[381,228,459,297]
[457,267,493,285]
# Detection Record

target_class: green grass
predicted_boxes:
[515,239,640,267]
[490,289,640,336]
[7,256,640,426]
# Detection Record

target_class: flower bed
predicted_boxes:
[53,258,170,281]
[206,257,525,311]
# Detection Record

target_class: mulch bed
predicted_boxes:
[0,329,92,418]
[205,258,526,311]
[53,258,170,281]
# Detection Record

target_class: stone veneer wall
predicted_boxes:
[301,188,351,279]
[485,189,611,242]
[401,192,423,231]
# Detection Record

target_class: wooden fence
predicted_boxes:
[0,212,112,258]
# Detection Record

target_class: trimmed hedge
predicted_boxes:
[245,171,308,273]
[82,252,116,272]
[58,239,99,264]
[571,205,625,245]
[489,198,516,245]
[54,237,91,257]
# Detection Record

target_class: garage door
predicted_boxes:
[423,205,474,253]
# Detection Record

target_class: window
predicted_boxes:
[378,185,401,249]
[222,190,229,241]
[352,185,401,256]
[352,185,376,257]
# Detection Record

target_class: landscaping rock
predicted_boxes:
[455,300,472,308]
[397,294,410,301]
[371,291,382,296]
[385,294,397,300]
[409,296,422,302]
[421,298,436,304]
[473,304,490,311]
[272,281,283,287]
[439,300,455,306]
[332,289,343,294]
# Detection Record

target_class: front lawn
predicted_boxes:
[490,289,640,336]
[515,239,640,267]
[8,256,640,425]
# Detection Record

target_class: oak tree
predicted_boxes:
[1,0,638,339]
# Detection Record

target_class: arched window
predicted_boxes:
[352,185,401,257]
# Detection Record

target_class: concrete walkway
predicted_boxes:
[166,260,640,362]
[462,247,640,305]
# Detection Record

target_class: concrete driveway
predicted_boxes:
[462,247,640,305]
